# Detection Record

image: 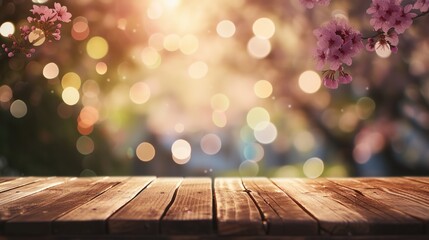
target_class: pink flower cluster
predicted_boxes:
[366,0,428,55]
[314,19,363,89]
[1,2,72,58]
[299,0,330,9]
[304,0,428,89]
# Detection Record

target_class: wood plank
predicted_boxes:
[0,177,68,206]
[0,177,16,184]
[4,177,124,235]
[359,178,429,201]
[53,177,155,234]
[161,177,212,235]
[0,178,101,232]
[0,177,43,193]
[330,178,429,233]
[242,178,317,235]
[405,177,429,185]
[215,178,265,236]
[108,177,182,234]
[272,178,422,235]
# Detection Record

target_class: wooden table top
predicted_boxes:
[0,177,428,239]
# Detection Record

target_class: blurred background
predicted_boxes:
[0,0,428,177]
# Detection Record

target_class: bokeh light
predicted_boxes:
[171,139,191,164]
[216,20,236,38]
[62,87,80,106]
[254,121,277,144]
[95,62,108,75]
[141,47,161,69]
[375,41,392,58]
[10,100,27,118]
[247,107,270,129]
[210,93,230,112]
[298,70,321,94]
[61,72,81,89]
[0,85,13,103]
[28,28,45,46]
[76,136,95,155]
[136,142,156,162]
[252,18,275,39]
[253,80,273,98]
[239,160,259,176]
[129,81,151,104]
[188,61,208,79]
[200,133,222,155]
[86,36,108,59]
[43,62,59,79]
[180,34,199,55]
[247,36,271,59]
[0,22,15,37]
[303,157,324,178]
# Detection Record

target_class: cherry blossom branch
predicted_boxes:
[1,2,72,58]
[303,0,429,89]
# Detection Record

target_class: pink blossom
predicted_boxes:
[53,2,72,23]
[30,5,50,15]
[314,18,363,71]
[322,70,338,89]
[414,0,429,12]
[392,4,416,34]
[299,0,330,9]
[367,0,416,34]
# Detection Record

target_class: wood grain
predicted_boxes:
[215,178,265,236]
[108,177,182,234]
[0,177,68,206]
[0,177,44,193]
[272,178,422,235]
[4,177,123,235]
[162,177,212,235]
[242,178,317,235]
[53,177,154,234]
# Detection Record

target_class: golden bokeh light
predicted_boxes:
[43,62,59,79]
[252,18,275,39]
[62,87,80,106]
[303,157,324,178]
[216,20,236,38]
[61,72,81,90]
[28,28,45,46]
[136,142,156,162]
[254,80,273,98]
[246,107,270,129]
[298,70,321,94]
[86,36,109,59]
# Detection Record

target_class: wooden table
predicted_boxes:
[0,177,428,239]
